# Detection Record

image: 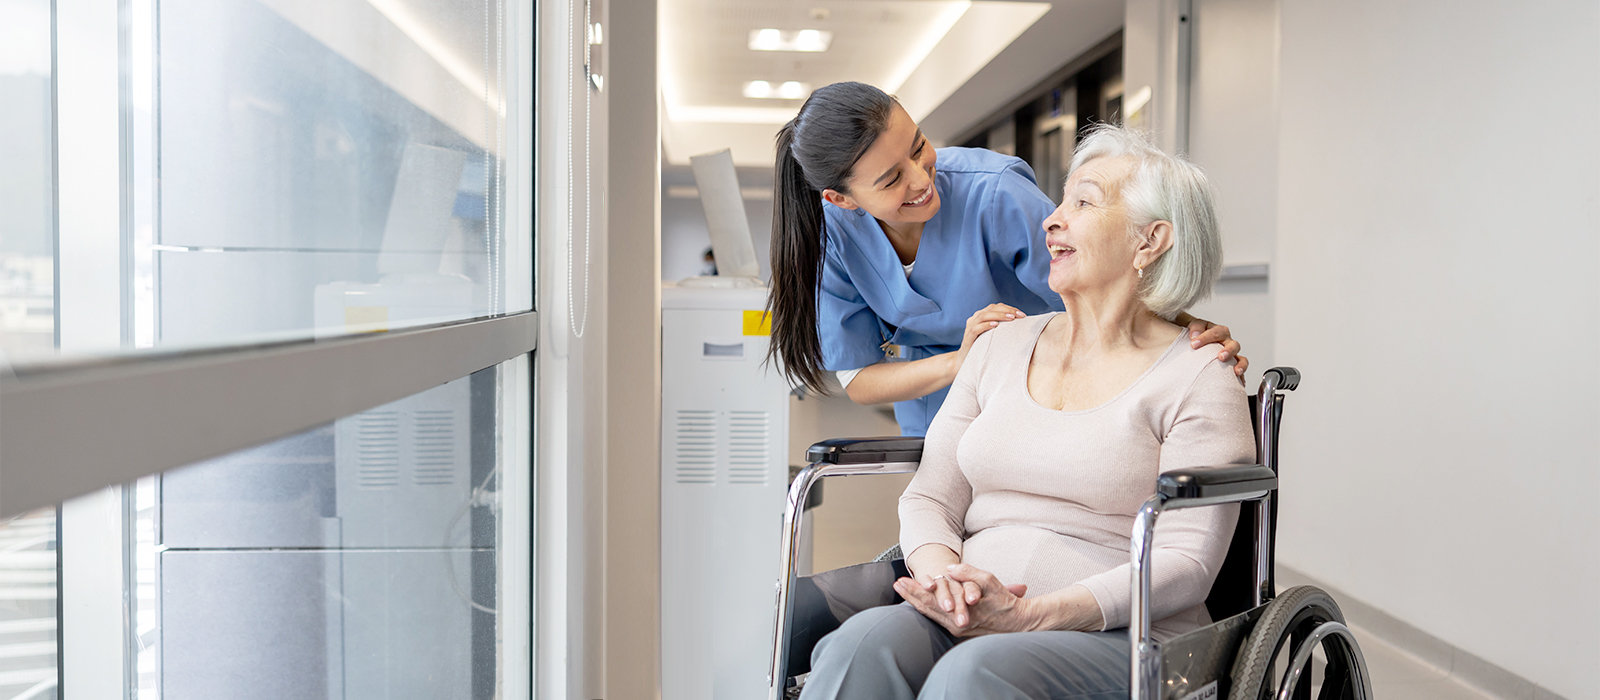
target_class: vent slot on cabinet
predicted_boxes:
[355,411,401,489]
[412,409,457,486]
[726,411,770,485]
[674,410,716,484]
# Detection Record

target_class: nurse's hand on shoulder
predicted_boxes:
[1178,313,1249,377]
[947,304,1026,380]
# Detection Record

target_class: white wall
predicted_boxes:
[535,0,607,695]
[604,0,661,697]
[1183,0,1279,384]
[1270,3,1599,699]
[1133,1,1600,697]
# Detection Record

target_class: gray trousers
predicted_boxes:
[799,603,1130,700]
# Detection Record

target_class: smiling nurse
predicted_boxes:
[766,82,1245,436]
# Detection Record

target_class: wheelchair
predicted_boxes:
[769,367,1373,700]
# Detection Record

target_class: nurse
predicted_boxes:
[767,82,1244,436]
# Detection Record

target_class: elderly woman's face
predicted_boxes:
[1041,156,1143,296]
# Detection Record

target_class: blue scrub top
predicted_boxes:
[817,147,1062,436]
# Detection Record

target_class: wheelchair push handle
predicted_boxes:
[1262,366,1300,392]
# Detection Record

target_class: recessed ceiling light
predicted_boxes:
[751,28,781,51]
[744,80,811,100]
[747,29,833,53]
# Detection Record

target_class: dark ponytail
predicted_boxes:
[766,82,898,394]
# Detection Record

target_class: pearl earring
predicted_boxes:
[1136,265,1144,279]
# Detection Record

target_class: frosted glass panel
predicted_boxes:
[0,0,55,355]
[0,508,58,700]
[145,0,521,347]
[135,357,528,699]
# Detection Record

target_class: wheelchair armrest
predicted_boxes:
[805,437,924,465]
[1158,464,1277,509]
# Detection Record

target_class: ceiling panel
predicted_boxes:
[662,0,966,110]
[661,0,1120,166]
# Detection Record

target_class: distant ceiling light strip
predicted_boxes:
[743,80,811,100]
[670,105,798,124]
[747,28,833,52]
[881,1,970,93]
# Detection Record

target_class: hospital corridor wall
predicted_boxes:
[1150,1,1599,698]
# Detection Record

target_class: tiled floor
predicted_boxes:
[1351,625,1495,699]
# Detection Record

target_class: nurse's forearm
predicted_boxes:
[843,354,959,405]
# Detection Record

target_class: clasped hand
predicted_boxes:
[893,563,1039,637]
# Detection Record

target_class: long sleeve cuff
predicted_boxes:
[1077,573,1126,631]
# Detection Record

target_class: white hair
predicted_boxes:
[1068,124,1222,320]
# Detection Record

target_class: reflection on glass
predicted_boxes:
[0,508,59,700]
[133,359,524,699]
[139,0,520,348]
[0,0,56,355]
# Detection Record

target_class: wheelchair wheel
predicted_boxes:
[1229,585,1372,700]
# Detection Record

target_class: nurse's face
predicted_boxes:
[1041,156,1167,297]
[821,105,940,226]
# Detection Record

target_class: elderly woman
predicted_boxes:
[799,125,1256,700]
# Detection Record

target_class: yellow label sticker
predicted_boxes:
[742,310,771,336]
[344,306,390,333]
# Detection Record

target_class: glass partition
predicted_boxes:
[0,508,58,700]
[131,356,529,699]
[1,0,537,695]
[135,0,525,349]
[0,0,55,355]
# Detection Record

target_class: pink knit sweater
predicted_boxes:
[899,313,1254,640]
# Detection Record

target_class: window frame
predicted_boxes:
[0,311,538,515]
[5,0,546,697]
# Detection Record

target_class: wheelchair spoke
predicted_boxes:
[1317,651,1352,700]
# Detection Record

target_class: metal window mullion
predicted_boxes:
[0,311,538,519]
[55,0,133,695]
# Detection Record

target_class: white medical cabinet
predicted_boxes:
[661,283,791,700]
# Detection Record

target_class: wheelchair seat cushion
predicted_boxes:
[785,558,910,676]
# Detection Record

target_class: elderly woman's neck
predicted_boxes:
[1050,291,1174,351]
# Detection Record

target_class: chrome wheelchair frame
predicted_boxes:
[768,367,1373,700]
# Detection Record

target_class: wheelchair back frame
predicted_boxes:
[769,367,1372,700]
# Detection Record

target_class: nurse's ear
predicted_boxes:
[821,188,860,211]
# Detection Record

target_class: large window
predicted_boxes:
[135,0,529,348]
[0,1,61,694]
[128,358,530,699]
[0,0,537,697]
[0,0,55,355]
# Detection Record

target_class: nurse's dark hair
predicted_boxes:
[767,82,899,394]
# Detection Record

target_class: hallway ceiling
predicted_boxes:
[662,0,970,118]
[660,0,1125,166]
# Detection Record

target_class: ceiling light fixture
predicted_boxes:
[744,80,811,100]
[747,29,834,53]
[743,80,772,98]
